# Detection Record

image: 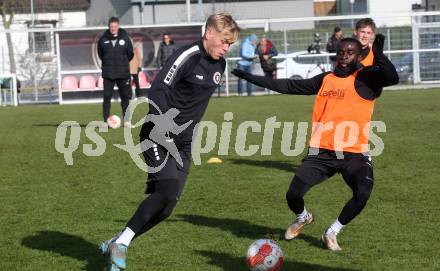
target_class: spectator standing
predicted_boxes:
[130,39,143,98]
[255,35,278,93]
[156,33,177,69]
[236,34,257,96]
[326,26,343,69]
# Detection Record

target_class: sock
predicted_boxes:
[115,227,135,247]
[298,207,309,219]
[327,219,344,235]
[109,230,123,243]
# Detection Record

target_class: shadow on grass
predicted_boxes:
[229,158,299,173]
[197,250,359,271]
[33,123,89,128]
[296,233,324,249]
[21,231,105,271]
[176,214,322,249]
[177,214,285,240]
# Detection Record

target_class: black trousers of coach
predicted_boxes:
[103,78,132,122]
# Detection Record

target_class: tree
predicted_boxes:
[0,0,26,74]
[16,49,57,94]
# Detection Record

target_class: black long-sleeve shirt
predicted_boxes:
[237,53,399,100]
[140,39,226,150]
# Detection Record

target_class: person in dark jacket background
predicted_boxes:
[255,35,278,93]
[156,33,177,69]
[326,26,343,69]
[255,35,278,78]
[97,17,134,126]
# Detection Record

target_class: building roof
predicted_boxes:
[3,0,90,14]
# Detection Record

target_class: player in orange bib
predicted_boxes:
[355,18,376,67]
[233,35,398,251]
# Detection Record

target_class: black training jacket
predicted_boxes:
[140,39,226,150]
[97,28,134,80]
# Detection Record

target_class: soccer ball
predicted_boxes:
[246,239,284,271]
[107,115,121,129]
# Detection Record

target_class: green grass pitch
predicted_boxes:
[1,89,439,270]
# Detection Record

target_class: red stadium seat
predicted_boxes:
[138,72,151,88]
[61,76,78,90]
[97,77,104,88]
[79,75,97,89]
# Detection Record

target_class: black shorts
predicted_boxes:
[295,148,374,186]
[141,140,191,197]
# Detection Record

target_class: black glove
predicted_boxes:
[232,68,250,79]
[373,33,385,56]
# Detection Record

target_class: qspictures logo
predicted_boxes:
[55,99,191,173]
[54,99,387,172]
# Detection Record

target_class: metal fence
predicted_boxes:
[0,11,439,104]
[223,11,440,96]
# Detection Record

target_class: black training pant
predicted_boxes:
[103,78,132,121]
[126,139,190,238]
[131,73,141,97]
[286,148,374,225]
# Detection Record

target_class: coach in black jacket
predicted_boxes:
[97,17,134,125]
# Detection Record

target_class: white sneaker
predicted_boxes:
[321,229,342,251]
[100,121,109,129]
[284,212,314,240]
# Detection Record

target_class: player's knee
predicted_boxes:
[156,178,180,204]
[158,190,178,204]
[160,208,174,219]
[159,203,177,220]
[286,175,309,201]
[286,188,305,208]
[349,167,374,206]
[286,189,301,203]
[120,94,131,101]
[354,187,372,206]
[120,89,132,100]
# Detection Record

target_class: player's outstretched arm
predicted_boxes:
[372,34,399,86]
[232,68,327,95]
[357,34,399,98]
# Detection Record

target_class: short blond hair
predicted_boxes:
[205,12,240,43]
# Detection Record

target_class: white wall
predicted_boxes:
[10,11,87,27]
[133,0,315,30]
[369,0,422,26]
